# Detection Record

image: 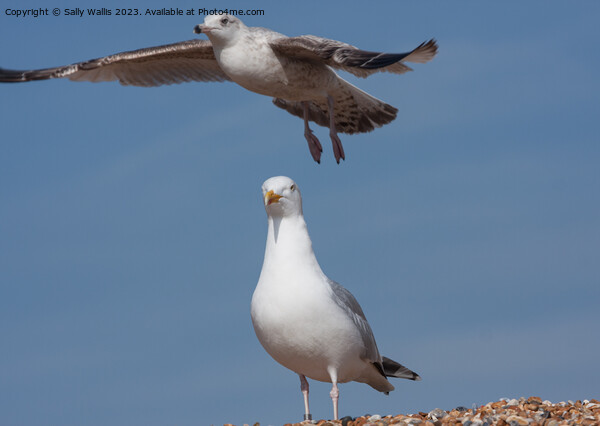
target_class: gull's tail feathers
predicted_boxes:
[382,356,421,381]
[272,77,397,135]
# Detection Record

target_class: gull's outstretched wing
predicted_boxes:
[0,39,230,86]
[270,36,437,78]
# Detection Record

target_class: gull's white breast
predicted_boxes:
[214,34,339,101]
[251,268,368,383]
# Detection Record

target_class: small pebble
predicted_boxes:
[505,415,529,425]
[428,408,446,419]
[340,416,353,426]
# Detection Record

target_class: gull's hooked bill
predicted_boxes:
[264,190,282,206]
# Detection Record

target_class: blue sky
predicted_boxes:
[1,1,599,425]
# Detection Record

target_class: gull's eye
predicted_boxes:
[290,184,296,192]
[221,18,229,25]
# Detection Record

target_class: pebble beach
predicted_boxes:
[226,397,600,426]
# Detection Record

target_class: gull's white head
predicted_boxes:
[262,176,302,218]
[193,14,246,45]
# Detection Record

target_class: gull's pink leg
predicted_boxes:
[330,382,340,421]
[299,374,312,421]
[327,95,345,164]
[302,101,323,164]
[327,367,340,420]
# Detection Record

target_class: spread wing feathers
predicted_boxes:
[270,36,438,78]
[327,279,383,365]
[382,356,422,381]
[272,76,397,134]
[0,40,231,86]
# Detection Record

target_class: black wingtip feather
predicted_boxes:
[342,51,412,70]
[0,66,61,82]
[0,67,29,82]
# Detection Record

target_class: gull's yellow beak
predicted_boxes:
[264,190,282,206]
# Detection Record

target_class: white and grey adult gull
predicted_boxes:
[0,14,437,163]
[251,176,420,421]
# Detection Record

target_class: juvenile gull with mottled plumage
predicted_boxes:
[0,15,437,163]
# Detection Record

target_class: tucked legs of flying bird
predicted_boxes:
[302,101,323,164]
[301,95,346,164]
[328,95,345,163]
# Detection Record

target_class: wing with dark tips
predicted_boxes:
[270,36,438,78]
[0,39,231,86]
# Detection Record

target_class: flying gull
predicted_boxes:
[252,176,420,421]
[0,15,437,163]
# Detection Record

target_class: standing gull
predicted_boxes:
[251,176,420,421]
[0,15,437,163]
